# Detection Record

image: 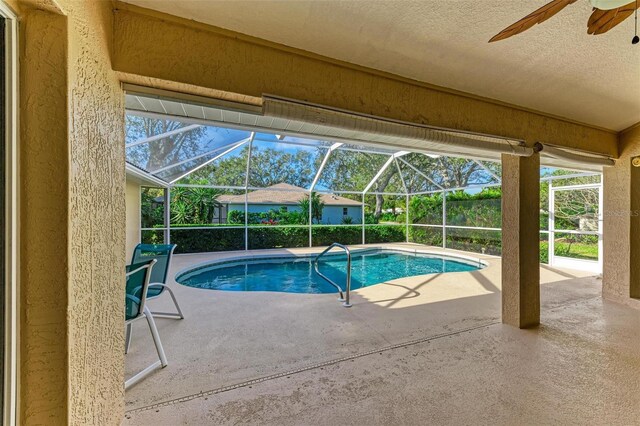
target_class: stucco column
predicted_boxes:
[603,124,640,307]
[19,1,126,424]
[20,9,70,423]
[501,153,540,328]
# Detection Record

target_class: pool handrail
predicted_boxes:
[313,243,352,308]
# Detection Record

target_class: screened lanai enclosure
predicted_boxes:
[125,90,604,272]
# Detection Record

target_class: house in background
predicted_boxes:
[217,183,363,224]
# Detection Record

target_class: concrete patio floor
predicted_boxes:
[123,244,637,425]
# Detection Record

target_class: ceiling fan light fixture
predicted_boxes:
[589,0,633,10]
[634,0,639,44]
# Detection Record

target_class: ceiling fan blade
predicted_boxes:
[587,1,639,34]
[489,0,579,42]
[588,7,609,26]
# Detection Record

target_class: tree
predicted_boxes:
[170,182,222,225]
[249,148,319,188]
[126,115,211,172]
[540,169,599,230]
[367,155,496,218]
[403,154,491,189]
[298,192,325,224]
[140,187,165,227]
[185,147,249,186]
[184,146,322,188]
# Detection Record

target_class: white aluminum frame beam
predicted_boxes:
[394,157,408,194]
[309,142,343,191]
[473,159,501,182]
[127,124,202,148]
[397,157,444,191]
[363,155,395,194]
[169,136,251,184]
[151,137,251,174]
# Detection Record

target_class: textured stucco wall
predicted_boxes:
[501,153,540,328]
[19,0,126,424]
[20,9,69,424]
[603,124,640,307]
[112,4,618,156]
[125,179,140,261]
[65,0,126,424]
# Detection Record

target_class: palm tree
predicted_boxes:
[171,183,221,224]
[298,192,325,224]
[170,201,190,225]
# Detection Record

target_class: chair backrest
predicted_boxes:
[125,259,157,321]
[131,244,177,285]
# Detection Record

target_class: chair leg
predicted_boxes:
[165,286,184,319]
[125,323,133,354]
[144,306,168,368]
[124,310,168,390]
[149,284,185,320]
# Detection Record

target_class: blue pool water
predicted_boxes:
[177,250,483,294]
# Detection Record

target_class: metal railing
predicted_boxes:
[313,243,352,307]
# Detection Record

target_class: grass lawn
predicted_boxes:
[540,241,598,261]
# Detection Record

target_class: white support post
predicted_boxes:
[362,193,366,244]
[598,181,604,272]
[442,190,447,249]
[165,187,171,244]
[138,187,142,245]
[406,194,410,243]
[308,191,313,247]
[394,157,409,244]
[307,143,342,248]
[549,180,555,266]
[244,133,256,251]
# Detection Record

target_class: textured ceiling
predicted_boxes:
[122,0,640,131]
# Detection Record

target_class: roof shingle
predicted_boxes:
[218,183,361,206]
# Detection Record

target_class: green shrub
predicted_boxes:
[409,193,443,225]
[141,229,164,245]
[248,227,308,249]
[341,216,353,224]
[227,208,308,225]
[281,210,307,225]
[445,228,502,255]
[379,212,399,222]
[227,209,244,224]
[141,187,165,228]
[312,226,362,246]
[171,228,245,254]
[540,240,549,264]
[364,213,378,224]
[409,189,503,228]
[408,226,443,246]
[365,225,405,244]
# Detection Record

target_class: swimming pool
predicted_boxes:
[176,249,484,294]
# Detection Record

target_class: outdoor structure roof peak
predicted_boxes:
[217,183,362,206]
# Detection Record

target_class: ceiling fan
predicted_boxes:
[489,0,639,43]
